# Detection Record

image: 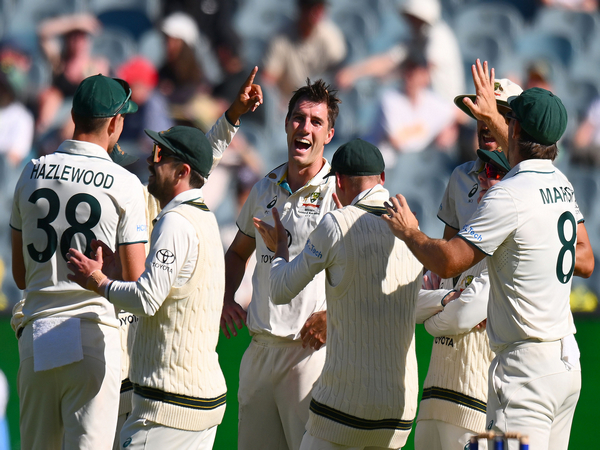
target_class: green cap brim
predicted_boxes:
[454,95,511,120]
[476,149,511,172]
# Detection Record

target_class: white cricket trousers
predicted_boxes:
[299,432,395,450]
[18,320,120,450]
[486,339,581,450]
[414,419,487,450]
[119,414,217,450]
[238,334,326,450]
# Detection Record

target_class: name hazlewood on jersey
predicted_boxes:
[30,163,115,189]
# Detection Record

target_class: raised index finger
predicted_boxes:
[243,66,259,89]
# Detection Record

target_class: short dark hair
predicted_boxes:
[188,169,206,189]
[286,79,341,129]
[518,128,558,161]
[72,113,111,134]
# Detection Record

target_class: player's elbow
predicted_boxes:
[574,258,594,279]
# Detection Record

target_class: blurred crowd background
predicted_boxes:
[1,0,600,316]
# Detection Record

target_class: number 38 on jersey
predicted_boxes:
[27,188,101,263]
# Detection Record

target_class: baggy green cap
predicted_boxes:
[326,138,385,177]
[73,74,138,118]
[145,126,213,178]
[476,149,511,172]
[109,143,139,166]
[509,87,567,145]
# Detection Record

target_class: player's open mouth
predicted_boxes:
[295,138,312,151]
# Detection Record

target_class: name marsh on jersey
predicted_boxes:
[539,186,575,205]
[30,163,115,189]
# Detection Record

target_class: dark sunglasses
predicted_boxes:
[151,143,178,163]
[485,162,507,180]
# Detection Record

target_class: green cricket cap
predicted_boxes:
[72,74,138,118]
[326,138,385,177]
[509,87,567,145]
[109,143,139,167]
[476,149,511,172]
[145,126,213,178]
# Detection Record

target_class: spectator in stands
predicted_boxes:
[0,38,33,106]
[158,12,221,129]
[116,56,174,178]
[336,0,464,103]
[262,0,347,99]
[0,69,34,168]
[163,0,240,58]
[366,55,457,167]
[36,13,109,135]
[572,96,600,166]
[158,12,208,106]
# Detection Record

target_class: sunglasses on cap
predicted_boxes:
[112,79,132,116]
[485,162,507,180]
[151,143,179,163]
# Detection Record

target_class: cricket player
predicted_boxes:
[220,79,341,450]
[383,86,593,450]
[109,68,263,449]
[415,149,512,450]
[11,74,147,449]
[110,67,263,450]
[68,125,229,449]
[256,139,422,450]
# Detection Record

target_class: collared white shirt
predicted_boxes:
[237,160,336,339]
[109,189,204,317]
[458,159,582,351]
[11,139,148,327]
[438,158,484,231]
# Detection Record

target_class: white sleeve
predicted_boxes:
[415,289,448,324]
[206,113,239,174]
[424,267,490,337]
[270,213,341,305]
[108,213,196,316]
[459,186,516,256]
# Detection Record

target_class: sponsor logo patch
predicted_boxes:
[156,249,175,264]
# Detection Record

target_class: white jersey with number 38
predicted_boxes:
[10,140,148,327]
[458,159,581,352]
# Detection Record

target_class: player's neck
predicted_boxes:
[287,159,324,192]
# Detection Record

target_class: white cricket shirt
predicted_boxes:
[11,140,148,327]
[458,159,582,351]
[237,160,335,339]
[438,158,484,231]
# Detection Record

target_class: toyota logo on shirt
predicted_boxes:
[156,249,175,264]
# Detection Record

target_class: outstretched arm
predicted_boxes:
[383,194,486,278]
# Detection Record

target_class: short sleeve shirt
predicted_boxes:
[438,158,484,230]
[458,159,581,351]
[237,161,336,339]
[11,140,148,326]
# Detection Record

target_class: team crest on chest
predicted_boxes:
[299,191,323,216]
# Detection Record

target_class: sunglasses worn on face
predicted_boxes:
[485,162,507,180]
[152,143,178,163]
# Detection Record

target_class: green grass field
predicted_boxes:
[0,316,598,449]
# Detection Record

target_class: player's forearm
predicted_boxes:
[224,249,249,305]
[11,229,26,290]
[485,111,509,152]
[108,280,160,317]
[207,114,238,174]
[402,229,463,279]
